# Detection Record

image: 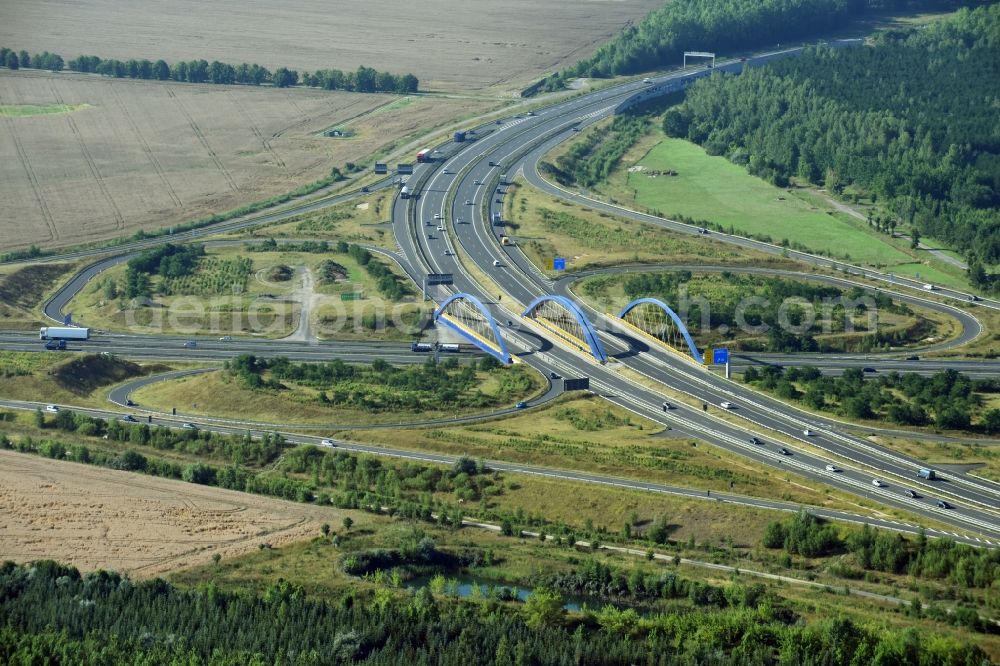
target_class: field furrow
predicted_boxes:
[0,71,495,251]
[166,87,241,194]
[228,90,287,170]
[111,83,184,207]
[47,79,127,230]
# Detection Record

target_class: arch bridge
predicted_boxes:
[434,293,512,364]
[616,297,703,364]
[522,295,607,363]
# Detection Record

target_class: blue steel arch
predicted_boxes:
[434,292,512,365]
[522,295,608,364]
[618,297,703,364]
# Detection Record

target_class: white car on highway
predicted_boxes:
[319,439,336,448]
[719,401,733,409]
[825,464,839,472]
[434,213,442,219]
[803,428,814,436]
[492,259,501,267]
[45,404,59,413]
[871,478,883,487]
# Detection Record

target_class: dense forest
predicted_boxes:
[544,0,975,87]
[662,5,999,284]
[0,560,991,664]
[0,47,418,92]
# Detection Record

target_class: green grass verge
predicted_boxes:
[624,137,914,266]
[506,180,800,278]
[342,393,870,513]
[0,103,90,117]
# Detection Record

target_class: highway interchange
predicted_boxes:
[3,43,999,546]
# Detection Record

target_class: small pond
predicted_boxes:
[405,573,649,614]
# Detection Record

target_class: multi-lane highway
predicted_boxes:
[3,41,998,544]
[386,53,1000,542]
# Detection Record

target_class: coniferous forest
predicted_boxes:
[563,0,975,79]
[661,4,1000,284]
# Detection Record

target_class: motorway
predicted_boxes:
[4,41,999,544]
[384,50,1000,542]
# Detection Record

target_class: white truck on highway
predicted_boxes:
[40,326,90,340]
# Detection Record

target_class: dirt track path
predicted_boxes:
[281,266,316,342]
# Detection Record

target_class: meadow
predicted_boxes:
[505,180,797,277]
[623,137,916,266]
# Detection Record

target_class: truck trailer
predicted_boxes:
[40,326,90,340]
[416,148,432,163]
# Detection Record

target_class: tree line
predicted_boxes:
[0,48,63,71]
[744,365,1000,432]
[347,243,412,301]
[545,115,650,188]
[0,46,418,92]
[662,4,999,287]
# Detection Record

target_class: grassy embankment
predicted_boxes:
[0,350,173,407]
[130,358,543,425]
[230,189,397,250]
[0,261,81,330]
[340,392,890,516]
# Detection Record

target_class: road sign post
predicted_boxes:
[712,348,730,379]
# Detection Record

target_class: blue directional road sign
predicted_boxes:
[552,257,566,271]
[712,348,729,365]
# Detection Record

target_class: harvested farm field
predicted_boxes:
[0,449,364,577]
[0,0,662,91]
[0,70,494,251]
